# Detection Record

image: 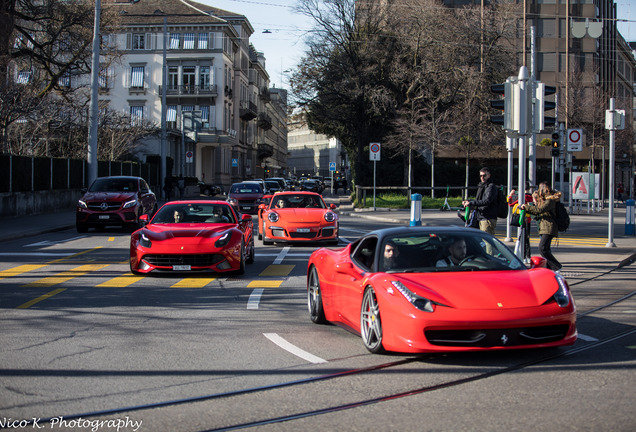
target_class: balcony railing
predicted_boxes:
[239,100,258,120]
[160,84,218,96]
[257,113,272,130]
[257,143,274,159]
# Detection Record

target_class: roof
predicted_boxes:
[106,0,245,26]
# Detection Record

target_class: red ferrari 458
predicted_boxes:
[130,201,254,275]
[307,226,577,354]
[259,192,338,245]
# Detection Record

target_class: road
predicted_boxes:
[0,212,635,432]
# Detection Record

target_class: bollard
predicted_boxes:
[626,199,635,235]
[410,193,422,226]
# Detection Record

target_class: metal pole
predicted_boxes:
[606,98,616,247]
[505,135,514,242]
[87,0,101,185]
[161,17,167,199]
[373,160,376,211]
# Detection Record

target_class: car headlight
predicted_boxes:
[553,274,571,307]
[324,211,337,222]
[268,212,279,222]
[123,199,137,209]
[139,232,152,248]
[215,231,232,248]
[228,198,238,206]
[391,280,435,313]
[78,200,87,209]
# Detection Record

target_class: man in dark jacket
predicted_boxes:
[462,167,498,235]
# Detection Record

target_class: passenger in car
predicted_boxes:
[436,238,467,267]
[173,209,185,223]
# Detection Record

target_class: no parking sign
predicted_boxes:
[369,142,381,161]
[567,129,583,152]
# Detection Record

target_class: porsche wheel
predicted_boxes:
[262,222,274,245]
[246,236,255,264]
[360,287,384,353]
[234,242,246,275]
[307,266,326,324]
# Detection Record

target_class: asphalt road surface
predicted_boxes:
[0,214,635,432]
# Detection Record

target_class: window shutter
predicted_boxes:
[126,33,132,50]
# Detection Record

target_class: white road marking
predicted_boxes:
[24,235,87,247]
[577,333,599,342]
[264,333,327,364]
[273,247,290,264]
[0,252,71,257]
[247,288,264,310]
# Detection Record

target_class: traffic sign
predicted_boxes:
[567,129,583,152]
[186,151,194,163]
[232,158,238,167]
[329,162,336,171]
[369,142,381,161]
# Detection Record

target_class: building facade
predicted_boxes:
[106,0,287,191]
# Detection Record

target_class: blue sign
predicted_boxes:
[232,158,238,167]
[329,162,336,171]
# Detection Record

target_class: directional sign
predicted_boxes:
[329,162,336,172]
[369,142,381,161]
[567,129,583,152]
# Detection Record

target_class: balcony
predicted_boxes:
[259,87,271,102]
[160,84,218,97]
[240,100,258,120]
[257,113,272,130]
[257,143,274,159]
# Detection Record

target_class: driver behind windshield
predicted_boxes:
[436,238,467,267]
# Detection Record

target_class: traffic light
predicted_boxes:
[490,81,514,130]
[534,83,556,131]
[551,132,560,157]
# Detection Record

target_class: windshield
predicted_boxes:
[230,183,262,194]
[377,231,525,273]
[152,203,236,224]
[274,194,325,209]
[89,178,137,192]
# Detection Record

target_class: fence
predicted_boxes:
[0,155,160,218]
[355,185,477,207]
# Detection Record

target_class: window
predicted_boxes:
[168,66,179,90]
[183,33,195,49]
[198,33,208,49]
[199,66,210,89]
[183,66,195,93]
[130,66,144,88]
[201,106,209,128]
[169,33,180,49]
[16,70,31,84]
[130,106,144,126]
[166,105,177,128]
[132,33,145,50]
[59,73,71,88]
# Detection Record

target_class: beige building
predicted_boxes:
[105,0,287,191]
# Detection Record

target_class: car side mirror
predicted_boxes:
[329,203,337,210]
[258,204,267,210]
[139,214,149,226]
[529,256,547,269]
[241,214,252,222]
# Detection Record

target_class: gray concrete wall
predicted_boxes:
[0,190,81,218]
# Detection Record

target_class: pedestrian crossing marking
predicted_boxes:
[16,288,66,309]
[0,264,47,280]
[259,265,294,277]
[171,278,216,288]
[21,264,109,288]
[247,280,283,288]
[96,273,145,288]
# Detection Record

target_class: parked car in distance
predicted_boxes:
[268,177,287,191]
[227,182,265,215]
[299,179,322,193]
[130,200,254,275]
[265,180,283,194]
[285,178,295,191]
[76,176,157,233]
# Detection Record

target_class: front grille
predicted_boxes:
[87,201,121,211]
[425,325,570,347]
[272,228,286,237]
[289,231,317,239]
[321,228,334,237]
[144,254,225,267]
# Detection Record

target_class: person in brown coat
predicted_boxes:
[520,181,563,271]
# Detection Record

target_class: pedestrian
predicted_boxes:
[163,177,173,202]
[617,183,624,203]
[177,176,185,199]
[508,184,533,263]
[462,167,498,235]
[520,181,563,272]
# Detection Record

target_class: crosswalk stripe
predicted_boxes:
[96,273,145,288]
[247,280,283,288]
[259,264,295,277]
[0,264,47,280]
[171,278,216,288]
[16,288,66,309]
[21,264,109,288]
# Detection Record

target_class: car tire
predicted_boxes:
[262,222,274,245]
[360,287,385,354]
[76,223,88,233]
[234,242,246,275]
[308,266,326,324]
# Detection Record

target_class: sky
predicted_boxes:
[617,0,636,42]
[198,0,313,89]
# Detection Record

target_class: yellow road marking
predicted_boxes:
[247,280,283,288]
[108,237,115,242]
[0,264,47,280]
[16,288,66,309]
[22,264,109,288]
[259,265,294,277]
[47,247,103,264]
[171,278,216,288]
[97,273,145,288]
